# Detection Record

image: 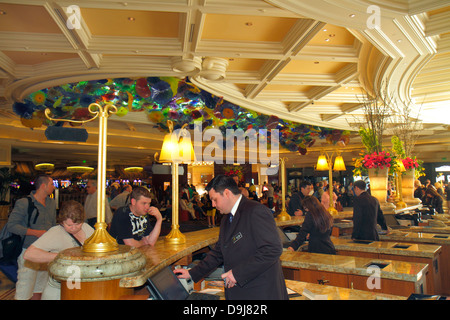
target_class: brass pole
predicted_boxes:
[45,103,119,253]
[165,161,186,244]
[326,153,338,216]
[83,104,119,253]
[276,157,291,221]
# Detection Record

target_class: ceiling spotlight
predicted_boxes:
[128,17,136,21]
[349,14,356,18]
[324,38,330,42]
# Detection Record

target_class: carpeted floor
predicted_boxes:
[0,270,15,300]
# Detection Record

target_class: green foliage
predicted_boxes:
[391,136,405,158]
[359,127,380,153]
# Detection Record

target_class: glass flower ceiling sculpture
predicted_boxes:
[12,77,351,155]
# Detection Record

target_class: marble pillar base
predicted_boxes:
[49,245,146,300]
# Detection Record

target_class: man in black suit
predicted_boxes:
[287,180,313,216]
[352,180,389,241]
[175,175,288,300]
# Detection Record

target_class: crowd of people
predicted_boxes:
[3,172,449,300]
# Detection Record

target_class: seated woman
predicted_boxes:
[424,187,444,214]
[24,200,94,300]
[287,195,336,254]
[180,193,196,220]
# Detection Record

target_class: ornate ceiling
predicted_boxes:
[0,0,449,172]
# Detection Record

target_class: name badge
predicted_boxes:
[232,232,243,244]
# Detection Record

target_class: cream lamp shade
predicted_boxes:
[178,135,196,164]
[316,154,329,171]
[159,133,180,163]
[333,155,346,171]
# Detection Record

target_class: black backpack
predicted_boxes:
[0,196,38,262]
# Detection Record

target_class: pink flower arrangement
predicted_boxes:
[402,157,419,170]
[361,151,395,170]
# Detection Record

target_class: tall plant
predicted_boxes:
[389,100,422,158]
[352,82,393,153]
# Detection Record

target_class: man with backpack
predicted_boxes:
[6,175,57,300]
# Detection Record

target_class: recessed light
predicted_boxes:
[245,22,253,26]
[324,38,330,42]
[314,61,320,64]
[349,14,355,18]
[128,17,136,21]
[323,29,327,32]
[0,10,6,15]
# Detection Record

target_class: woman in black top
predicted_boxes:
[287,195,336,254]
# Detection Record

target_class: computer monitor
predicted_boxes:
[147,267,190,300]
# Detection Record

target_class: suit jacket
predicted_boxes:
[289,212,336,254]
[352,191,388,241]
[189,196,288,300]
[287,192,305,216]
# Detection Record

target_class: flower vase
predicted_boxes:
[368,168,396,213]
[401,168,421,205]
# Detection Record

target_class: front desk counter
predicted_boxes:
[284,280,407,300]
[121,214,315,288]
[281,250,428,297]
[331,237,443,294]
[195,279,407,300]
[379,230,450,295]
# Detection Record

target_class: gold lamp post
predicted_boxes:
[276,157,291,221]
[45,103,119,253]
[158,121,195,244]
[395,159,407,209]
[315,151,346,216]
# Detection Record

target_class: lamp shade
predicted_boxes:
[333,155,346,171]
[178,135,196,164]
[159,133,180,163]
[316,154,329,171]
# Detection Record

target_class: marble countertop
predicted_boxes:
[280,250,428,283]
[332,237,442,259]
[120,227,220,288]
[401,226,450,234]
[285,280,407,300]
[380,230,450,245]
[202,279,407,300]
